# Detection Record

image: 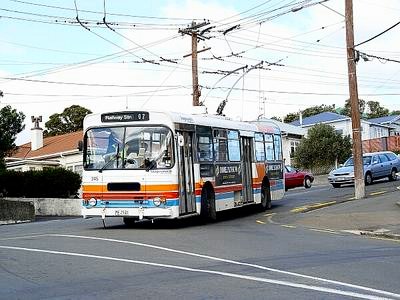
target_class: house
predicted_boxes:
[5,117,83,174]
[258,118,307,165]
[290,111,391,140]
[367,115,400,136]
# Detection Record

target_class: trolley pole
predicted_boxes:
[179,21,210,106]
[345,0,365,199]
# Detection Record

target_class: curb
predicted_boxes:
[343,229,400,241]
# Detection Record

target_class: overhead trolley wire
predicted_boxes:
[355,20,400,47]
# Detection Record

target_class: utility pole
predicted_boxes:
[345,0,365,199]
[179,21,210,106]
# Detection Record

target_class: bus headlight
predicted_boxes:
[88,198,97,207]
[153,197,166,207]
[153,197,161,207]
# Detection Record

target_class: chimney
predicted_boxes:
[31,116,43,151]
[299,110,303,126]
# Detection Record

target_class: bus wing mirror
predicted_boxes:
[77,140,83,151]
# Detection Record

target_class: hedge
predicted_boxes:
[0,168,81,198]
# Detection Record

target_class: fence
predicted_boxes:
[362,136,400,153]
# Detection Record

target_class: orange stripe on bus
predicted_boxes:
[82,184,179,193]
[82,185,103,192]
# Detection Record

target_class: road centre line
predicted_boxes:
[17,233,400,299]
[263,213,276,217]
[256,220,266,224]
[0,244,396,300]
[281,224,296,229]
[290,201,337,213]
[369,191,386,196]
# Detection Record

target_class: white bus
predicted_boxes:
[81,110,284,225]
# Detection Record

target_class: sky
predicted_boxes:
[0,0,399,145]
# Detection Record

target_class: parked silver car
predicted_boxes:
[328,151,400,188]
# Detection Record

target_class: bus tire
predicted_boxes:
[260,183,272,211]
[200,185,216,222]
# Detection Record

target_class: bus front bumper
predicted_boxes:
[82,206,175,219]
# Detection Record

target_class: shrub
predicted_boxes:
[0,168,81,198]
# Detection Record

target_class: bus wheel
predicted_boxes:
[260,184,272,211]
[200,186,216,222]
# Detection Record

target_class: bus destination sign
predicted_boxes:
[101,111,149,122]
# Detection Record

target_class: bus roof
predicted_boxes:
[83,110,280,136]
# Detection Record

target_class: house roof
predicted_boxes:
[9,130,83,159]
[290,112,349,126]
[259,118,306,136]
[367,115,400,125]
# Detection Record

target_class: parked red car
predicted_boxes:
[284,165,314,191]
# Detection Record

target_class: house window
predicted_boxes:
[74,165,83,176]
[290,140,300,158]
[335,129,343,135]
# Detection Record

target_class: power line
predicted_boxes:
[357,51,400,64]
[355,20,400,47]
[0,76,191,88]
[8,0,198,22]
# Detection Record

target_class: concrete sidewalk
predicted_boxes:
[284,189,400,239]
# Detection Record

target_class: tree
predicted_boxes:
[0,105,25,169]
[294,124,351,170]
[283,104,335,123]
[44,105,92,137]
[270,116,282,122]
[283,112,299,123]
[390,110,400,116]
[340,98,365,117]
[366,101,389,119]
[302,104,335,118]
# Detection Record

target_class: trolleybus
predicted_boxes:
[81,110,284,224]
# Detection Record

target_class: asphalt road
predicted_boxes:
[279,177,400,213]
[1,180,400,300]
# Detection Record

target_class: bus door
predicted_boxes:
[241,137,254,203]
[176,131,196,215]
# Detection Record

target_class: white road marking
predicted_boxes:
[0,234,49,241]
[46,234,400,299]
[0,244,395,300]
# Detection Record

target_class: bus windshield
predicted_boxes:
[84,126,173,170]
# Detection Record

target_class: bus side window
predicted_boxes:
[265,133,275,161]
[214,129,228,161]
[254,133,265,162]
[273,134,282,160]
[197,135,213,161]
[227,130,240,162]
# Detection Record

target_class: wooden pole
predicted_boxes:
[345,0,365,199]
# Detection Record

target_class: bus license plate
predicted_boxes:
[115,210,129,216]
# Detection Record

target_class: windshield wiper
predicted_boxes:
[99,144,120,173]
[145,159,157,171]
